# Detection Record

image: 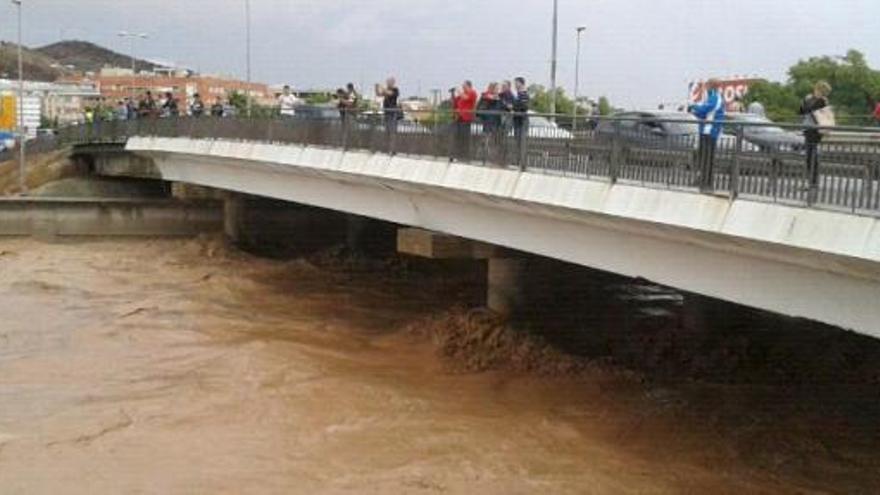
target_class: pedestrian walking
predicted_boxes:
[799,81,834,203]
[689,79,726,192]
[452,80,478,161]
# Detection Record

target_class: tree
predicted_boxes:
[597,96,613,116]
[746,49,880,124]
[743,81,800,123]
[228,90,277,118]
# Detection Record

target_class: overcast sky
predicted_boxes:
[2,0,878,108]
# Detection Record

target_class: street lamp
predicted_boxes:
[12,0,25,194]
[117,31,149,103]
[573,26,586,133]
[244,0,252,118]
[549,0,558,120]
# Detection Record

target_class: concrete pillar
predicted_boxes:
[487,257,525,317]
[224,193,246,244]
[346,214,368,253]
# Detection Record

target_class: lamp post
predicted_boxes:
[549,0,558,120]
[12,0,25,194]
[245,0,252,118]
[573,26,586,133]
[117,31,149,104]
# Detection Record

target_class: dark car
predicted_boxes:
[725,113,805,152]
[293,105,341,120]
[595,111,749,151]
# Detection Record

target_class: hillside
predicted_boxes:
[0,41,70,81]
[0,40,160,82]
[37,40,158,75]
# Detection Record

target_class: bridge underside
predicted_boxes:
[114,137,880,338]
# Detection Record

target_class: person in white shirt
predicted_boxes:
[278,85,302,118]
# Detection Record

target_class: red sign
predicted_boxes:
[688,78,759,110]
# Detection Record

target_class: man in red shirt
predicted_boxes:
[873,101,880,125]
[452,80,478,161]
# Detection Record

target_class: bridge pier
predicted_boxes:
[397,228,523,317]
[487,257,525,317]
[224,192,246,244]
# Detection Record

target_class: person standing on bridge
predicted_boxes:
[278,85,302,119]
[376,77,402,153]
[478,82,503,163]
[799,81,834,203]
[512,77,531,165]
[451,80,478,161]
[689,79,725,192]
[210,97,226,118]
[190,93,206,118]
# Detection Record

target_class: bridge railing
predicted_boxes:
[58,112,880,216]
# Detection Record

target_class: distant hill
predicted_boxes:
[0,41,70,81]
[37,40,158,75]
[0,40,159,82]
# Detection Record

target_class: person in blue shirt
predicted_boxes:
[689,79,726,191]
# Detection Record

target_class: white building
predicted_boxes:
[0,79,100,132]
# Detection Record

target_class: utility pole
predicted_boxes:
[13,0,25,195]
[118,31,149,104]
[549,0,558,120]
[573,26,586,132]
[245,0,252,118]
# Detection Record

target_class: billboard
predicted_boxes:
[0,95,15,132]
[688,78,761,110]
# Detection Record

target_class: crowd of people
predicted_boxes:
[79,74,871,192]
[84,91,232,123]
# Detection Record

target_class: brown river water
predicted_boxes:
[0,238,878,494]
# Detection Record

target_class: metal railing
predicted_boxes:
[55,112,880,216]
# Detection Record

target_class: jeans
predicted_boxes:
[697,134,717,191]
[454,121,472,161]
[805,141,821,202]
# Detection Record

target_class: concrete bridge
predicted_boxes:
[62,118,880,338]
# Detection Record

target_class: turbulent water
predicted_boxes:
[0,238,877,494]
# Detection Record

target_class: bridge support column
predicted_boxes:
[224,192,246,244]
[346,214,368,253]
[487,257,524,317]
[397,227,524,317]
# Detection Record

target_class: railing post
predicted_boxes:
[609,119,621,183]
[731,124,743,200]
[341,117,349,151]
[518,118,529,172]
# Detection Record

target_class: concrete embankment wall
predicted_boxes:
[0,198,222,238]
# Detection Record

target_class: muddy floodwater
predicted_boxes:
[0,238,878,494]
